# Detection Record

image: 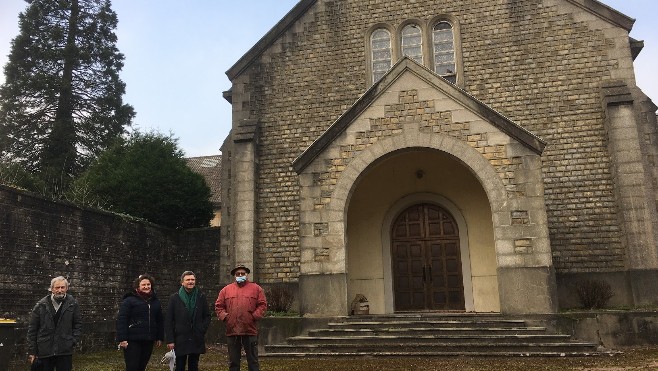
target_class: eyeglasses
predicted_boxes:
[234,272,248,277]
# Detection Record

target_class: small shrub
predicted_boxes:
[0,162,46,192]
[65,178,110,209]
[265,284,295,313]
[575,279,614,309]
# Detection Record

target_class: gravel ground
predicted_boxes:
[10,345,658,370]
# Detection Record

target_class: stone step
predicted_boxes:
[261,350,603,358]
[342,313,506,319]
[264,342,600,355]
[313,326,548,336]
[297,333,573,344]
[326,319,531,329]
[261,314,603,358]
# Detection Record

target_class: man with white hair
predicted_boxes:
[27,276,82,371]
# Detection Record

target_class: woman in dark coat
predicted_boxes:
[116,274,164,371]
[165,271,211,371]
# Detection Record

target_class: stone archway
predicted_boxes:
[298,127,554,315]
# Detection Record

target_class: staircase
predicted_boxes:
[263,313,605,357]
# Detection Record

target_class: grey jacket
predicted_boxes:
[26,294,82,358]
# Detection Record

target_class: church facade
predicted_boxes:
[220,0,658,316]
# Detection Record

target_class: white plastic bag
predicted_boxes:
[160,349,176,371]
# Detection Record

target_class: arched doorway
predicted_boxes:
[392,203,465,311]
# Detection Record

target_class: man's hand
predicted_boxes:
[118,341,128,349]
[28,355,36,364]
[167,343,175,350]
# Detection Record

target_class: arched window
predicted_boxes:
[401,24,423,64]
[432,21,456,83]
[371,28,392,82]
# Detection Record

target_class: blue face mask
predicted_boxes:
[236,275,247,283]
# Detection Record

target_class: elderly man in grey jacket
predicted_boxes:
[27,276,82,371]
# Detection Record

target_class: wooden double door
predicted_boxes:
[392,203,465,311]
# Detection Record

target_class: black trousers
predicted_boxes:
[227,335,259,371]
[175,353,200,371]
[122,340,154,371]
[40,355,73,371]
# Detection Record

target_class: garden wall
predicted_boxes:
[0,185,221,355]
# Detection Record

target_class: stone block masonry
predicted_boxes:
[231,0,635,281]
[0,185,220,355]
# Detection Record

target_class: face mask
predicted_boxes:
[235,275,247,283]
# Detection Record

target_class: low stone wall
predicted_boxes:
[553,311,658,348]
[211,316,332,353]
[0,185,221,356]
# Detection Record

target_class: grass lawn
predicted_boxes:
[10,345,658,370]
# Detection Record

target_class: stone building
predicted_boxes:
[186,155,222,226]
[219,0,658,316]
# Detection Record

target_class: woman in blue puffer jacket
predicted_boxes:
[116,274,164,371]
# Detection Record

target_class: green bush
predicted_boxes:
[265,284,295,313]
[72,131,213,229]
[576,279,614,309]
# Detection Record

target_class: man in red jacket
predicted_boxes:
[215,264,267,371]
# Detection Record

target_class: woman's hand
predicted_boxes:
[118,341,128,349]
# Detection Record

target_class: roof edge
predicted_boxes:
[565,0,635,31]
[226,0,317,81]
[629,37,644,61]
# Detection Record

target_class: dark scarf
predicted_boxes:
[178,286,198,319]
[136,289,152,301]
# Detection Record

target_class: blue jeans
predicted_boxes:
[227,335,259,371]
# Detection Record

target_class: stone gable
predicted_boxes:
[225,0,650,282]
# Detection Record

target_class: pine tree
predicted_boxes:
[0,0,134,192]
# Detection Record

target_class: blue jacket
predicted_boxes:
[116,290,164,342]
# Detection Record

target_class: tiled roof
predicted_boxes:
[186,155,221,206]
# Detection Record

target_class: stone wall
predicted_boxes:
[223,0,648,283]
[0,185,221,354]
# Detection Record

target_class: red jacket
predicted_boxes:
[215,281,267,336]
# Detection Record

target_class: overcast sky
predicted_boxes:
[0,0,656,157]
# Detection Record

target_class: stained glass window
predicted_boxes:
[401,24,423,64]
[433,22,456,83]
[371,28,392,82]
